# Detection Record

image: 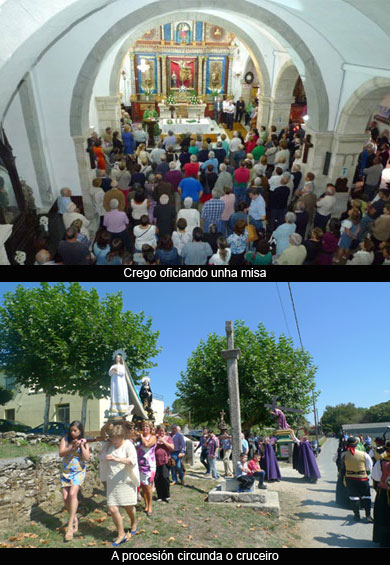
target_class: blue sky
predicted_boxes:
[1,282,389,424]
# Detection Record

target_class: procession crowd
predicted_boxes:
[58,416,323,547]
[336,433,390,547]
[34,105,390,266]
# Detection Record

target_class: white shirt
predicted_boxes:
[209,248,232,265]
[316,194,336,216]
[172,230,192,256]
[229,137,242,152]
[346,250,374,265]
[177,208,201,236]
[133,224,157,251]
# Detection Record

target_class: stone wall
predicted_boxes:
[0,433,102,531]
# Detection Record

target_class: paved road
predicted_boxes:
[282,438,377,548]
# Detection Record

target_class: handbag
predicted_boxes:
[167,457,176,468]
[246,218,259,242]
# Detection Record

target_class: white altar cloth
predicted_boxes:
[160,118,222,136]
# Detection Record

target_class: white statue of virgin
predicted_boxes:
[108,349,132,419]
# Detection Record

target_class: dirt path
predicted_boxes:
[189,439,377,548]
[268,438,377,548]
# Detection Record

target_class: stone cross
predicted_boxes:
[221,321,242,470]
[264,395,304,428]
[302,134,313,164]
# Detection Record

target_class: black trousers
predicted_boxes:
[155,464,170,500]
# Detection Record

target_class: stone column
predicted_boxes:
[72,136,96,221]
[0,224,12,265]
[197,57,204,96]
[294,125,335,195]
[203,57,208,96]
[268,96,295,130]
[19,71,53,208]
[157,56,162,94]
[162,56,167,95]
[258,95,272,130]
[329,133,368,185]
[94,96,121,135]
[227,56,234,96]
[221,321,242,471]
[130,54,137,95]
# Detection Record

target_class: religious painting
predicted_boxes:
[141,28,157,41]
[206,57,226,94]
[211,26,224,41]
[169,58,196,90]
[137,54,157,93]
[175,22,192,44]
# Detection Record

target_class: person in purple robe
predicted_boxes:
[293,436,321,483]
[259,437,282,482]
[270,408,290,430]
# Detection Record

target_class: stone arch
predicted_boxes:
[272,61,300,101]
[336,77,390,136]
[107,13,271,109]
[70,0,329,137]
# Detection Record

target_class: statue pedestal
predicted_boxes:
[273,429,296,461]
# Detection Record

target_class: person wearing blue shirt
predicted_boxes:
[194,429,210,475]
[170,425,186,485]
[179,176,203,206]
[200,152,219,174]
[247,187,266,231]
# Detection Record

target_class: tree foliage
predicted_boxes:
[362,401,390,423]
[320,403,367,434]
[176,320,318,431]
[0,283,161,427]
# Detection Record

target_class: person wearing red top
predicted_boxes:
[247,453,267,489]
[233,161,251,205]
[154,425,174,503]
[246,135,257,154]
[184,155,200,178]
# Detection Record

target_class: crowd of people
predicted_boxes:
[34,108,390,266]
[59,419,190,546]
[336,431,390,547]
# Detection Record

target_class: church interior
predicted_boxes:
[0,0,389,265]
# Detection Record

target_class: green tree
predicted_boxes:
[176,320,318,431]
[361,401,390,423]
[0,283,161,430]
[320,403,367,435]
[0,385,13,406]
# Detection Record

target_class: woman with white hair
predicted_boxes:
[177,197,200,236]
[272,211,297,257]
[276,233,307,265]
[103,198,132,251]
[63,202,90,239]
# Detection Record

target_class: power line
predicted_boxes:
[288,282,320,441]
[275,282,291,338]
[288,282,304,350]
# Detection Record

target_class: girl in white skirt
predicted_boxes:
[99,424,140,547]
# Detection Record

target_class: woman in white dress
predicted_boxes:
[109,354,130,418]
[99,424,140,547]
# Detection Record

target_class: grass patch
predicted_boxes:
[0,440,58,460]
[0,475,302,549]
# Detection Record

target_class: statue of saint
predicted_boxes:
[171,71,177,88]
[108,350,134,420]
[270,408,290,430]
[139,377,154,421]
[172,60,192,86]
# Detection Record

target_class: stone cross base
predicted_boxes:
[208,478,280,516]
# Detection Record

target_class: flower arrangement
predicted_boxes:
[14,250,26,265]
[167,92,176,105]
[189,91,199,105]
[142,87,154,96]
